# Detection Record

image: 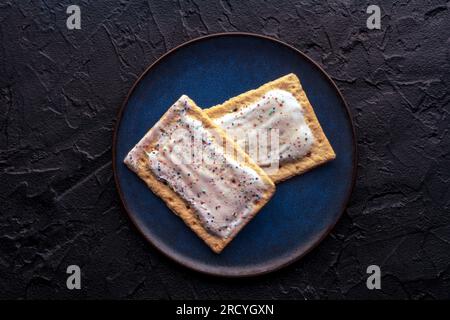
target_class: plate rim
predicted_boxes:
[112,32,357,277]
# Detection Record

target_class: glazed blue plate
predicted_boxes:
[113,33,356,277]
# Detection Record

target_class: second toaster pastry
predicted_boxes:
[205,73,336,183]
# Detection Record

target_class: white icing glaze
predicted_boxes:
[143,97,269,238]
[213,89,314,169]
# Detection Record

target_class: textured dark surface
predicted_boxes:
[0,0,449,299]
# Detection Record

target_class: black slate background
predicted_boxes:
[1,0,449,299]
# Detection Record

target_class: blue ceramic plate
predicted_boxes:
[113,33,356,277]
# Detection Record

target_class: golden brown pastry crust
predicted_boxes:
[124,96,275,253]
[205,74,336,183]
